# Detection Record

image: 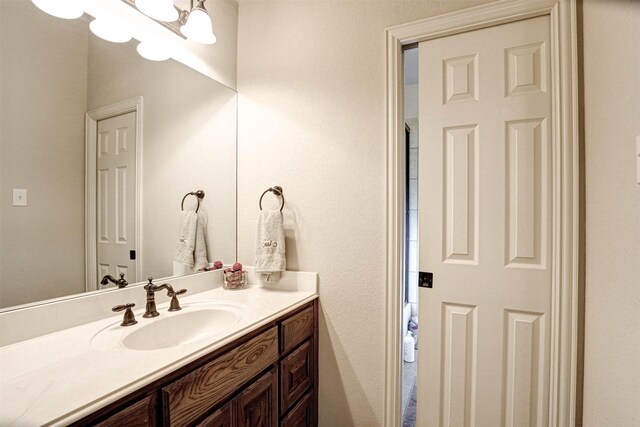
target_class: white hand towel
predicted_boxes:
[173,210,209,271]
[254,209,286,283]
[194,210,209,271]
[174,211,197,267]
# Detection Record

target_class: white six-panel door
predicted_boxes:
[417,16,552,427]
[96,112,137,286]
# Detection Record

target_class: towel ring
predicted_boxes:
[181,190,205,213]
[259,186,285,212]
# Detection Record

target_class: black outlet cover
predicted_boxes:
[418,271,433,288]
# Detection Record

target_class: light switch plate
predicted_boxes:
[13,189,27,206]
[636,135,640,185]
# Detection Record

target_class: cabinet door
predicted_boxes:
[280,341,313,413]
[198,401,233,427]
[235,368,278,427]
[281,392,313,427]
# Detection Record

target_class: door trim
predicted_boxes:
[384,1,580,426]
[85,97,144,291]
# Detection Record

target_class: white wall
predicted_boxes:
[0,0,89,307]
[236,1,495,425]
[582,0,640,425]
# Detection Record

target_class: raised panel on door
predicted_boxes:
[418,16,552,427]
[234,368,278,427]
[280,340,313,413]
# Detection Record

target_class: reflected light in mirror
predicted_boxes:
[135,0,178,23]
[90,17,133,43]
[181,4,216,45]
[137,41,171,61]
[31,0,83,20]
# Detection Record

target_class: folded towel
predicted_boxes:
[194,210,209,271]
[173,210,209,271]
[254,209,285,283]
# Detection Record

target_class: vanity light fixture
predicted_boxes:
[135,0,178,23]
[136,41,171,61]
[31,0,83,20]
[180,0,216,45]
[90,17,133,43]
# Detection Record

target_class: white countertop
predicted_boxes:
[0,274,317,426]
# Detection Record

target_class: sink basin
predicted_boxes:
[92,302,243,351]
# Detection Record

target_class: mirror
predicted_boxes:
[0,0,237,309]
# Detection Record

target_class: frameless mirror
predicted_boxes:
[0,0,237,309]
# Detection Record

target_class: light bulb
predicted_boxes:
[135,0,178,23]
[181,7,216,45]
[90,18,132,44]
[31,0,83,20]
[136,42,171,62]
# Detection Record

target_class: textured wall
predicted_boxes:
[0,1,88,307]
[582,0,640,425]
[236,1,496,425]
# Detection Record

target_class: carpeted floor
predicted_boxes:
[402,380,417,426]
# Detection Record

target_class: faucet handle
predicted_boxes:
[144,277,154,289]
[167,289,187,312]
[112,303,138,326]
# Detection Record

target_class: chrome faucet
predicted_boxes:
[143,278,187,318]
[100,272,128,288]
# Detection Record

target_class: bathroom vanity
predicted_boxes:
[76,300,317,427]
[0,270,318,426]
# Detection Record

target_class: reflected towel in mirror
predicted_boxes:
[174,210,209,271]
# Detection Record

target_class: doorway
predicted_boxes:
[85,97,143,291]
[401,46,419,427]
[385,2,580,426]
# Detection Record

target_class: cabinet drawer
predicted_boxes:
[234,368,278,427]
[95,395,155,427]
[163,327,279,427]
[280,340,313,413]
[280,307,314,354]
[281,392,313,427]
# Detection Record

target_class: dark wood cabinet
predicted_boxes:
[281,392,313,427]
[163,327,279,426]
[280,340,313,412]
[94,395,156,427]
[198,401,233,427]
[234,368,278,427]
[280,307,314,354]
[73,299,318,427]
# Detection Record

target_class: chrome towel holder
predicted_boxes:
[181,190,205,213]
[259,186,285,212]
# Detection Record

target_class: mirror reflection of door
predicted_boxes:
[95,112,137,287]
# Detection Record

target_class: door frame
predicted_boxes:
[85,96,144,291]
[384,1,580,426]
